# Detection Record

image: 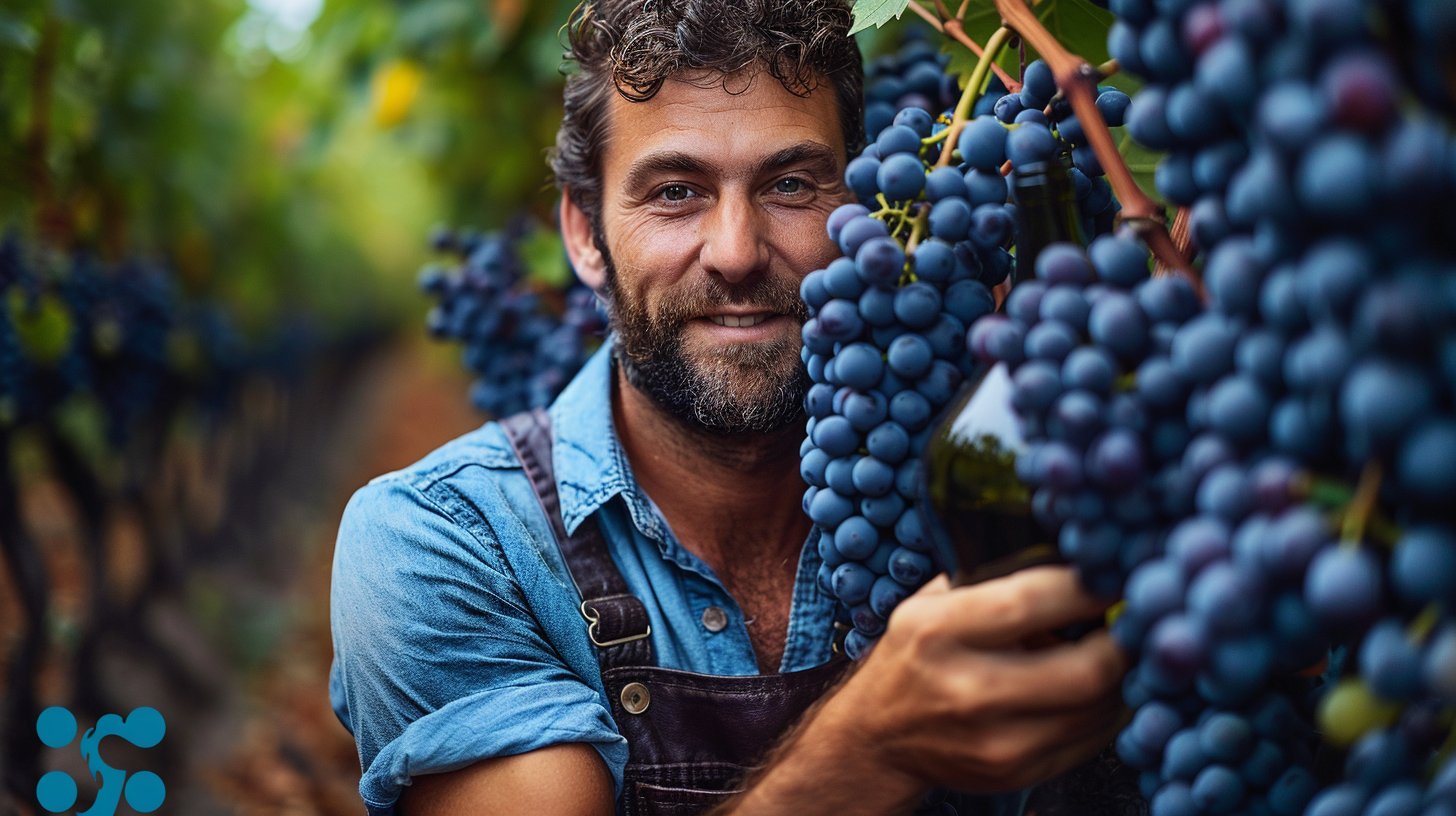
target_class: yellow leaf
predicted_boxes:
[372,59,424,128]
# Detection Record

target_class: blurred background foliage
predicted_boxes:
[0,0,586,812]
[0,0,581,337]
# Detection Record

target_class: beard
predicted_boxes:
[599,246,811,436]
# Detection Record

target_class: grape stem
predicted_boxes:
[905,1,945,32]
[907,1,1020,93]
[904,205,929,256]
[944,20,1020,93]
[936,26,1014,170]
[1164,207,1193,275]
[1339,460,1383,546]
[1409,604,1440,644]
[921,128,952,146]
[990,0,1193,276]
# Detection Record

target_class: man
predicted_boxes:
[328,1,1128,813]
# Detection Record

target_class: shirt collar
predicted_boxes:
[547,337,671,543]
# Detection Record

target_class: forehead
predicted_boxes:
[600,70,846,181]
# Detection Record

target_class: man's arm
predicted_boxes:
[398,566,1125,816]
[330,476,629,814]
[400,744,615,816]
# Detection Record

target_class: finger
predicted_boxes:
[1015,715,1125,791]
[936,696,1124,792]
[914,573,952,597]
[941,631,1128,714]
[941,566,1116,645]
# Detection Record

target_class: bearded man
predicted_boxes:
[329,2,1129,814]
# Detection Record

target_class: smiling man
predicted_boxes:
[328,2,1129,815]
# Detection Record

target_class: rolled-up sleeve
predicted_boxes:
[329,476,627,815]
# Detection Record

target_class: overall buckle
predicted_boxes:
[580,597,652,648]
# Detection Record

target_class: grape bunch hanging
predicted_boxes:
[801,37,1134,658]
[803,0,1456,811]
[420,222,606,417]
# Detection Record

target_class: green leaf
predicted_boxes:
[521,227,571,289]
[943,41,979,89]
[1117,130,1164,208]
[850,0,912,35]
[956,0,1115,83]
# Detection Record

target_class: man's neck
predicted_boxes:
[611,366,811,574]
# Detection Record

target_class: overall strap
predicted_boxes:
[499,409,655,671]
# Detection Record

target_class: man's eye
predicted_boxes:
[661,185,693,202]
[775,177,806,194]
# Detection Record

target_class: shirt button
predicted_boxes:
[701,606,728,633]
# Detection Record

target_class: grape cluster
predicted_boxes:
[862,36,965,137]
[421,223,606,418]
[0,230,314,446]
[800,45,1144,654]
[1097,0,1456,811]
[970,238,1180,596]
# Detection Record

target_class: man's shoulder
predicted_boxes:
[337,418,535,560]
[363,418,523,496]
[335,416,559,598]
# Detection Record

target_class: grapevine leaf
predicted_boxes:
[521,228,572,288]
[1039,0,1115,66]
[942,41,980,90]
[1117,130,1163,207]
[957,0,1114,82]
[7,291,72,365]
[850,0,912,35]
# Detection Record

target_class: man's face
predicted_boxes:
[595,70,851,434]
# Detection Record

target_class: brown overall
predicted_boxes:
[501,410,1139,816]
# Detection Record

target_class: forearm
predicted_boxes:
[710,684,927,816]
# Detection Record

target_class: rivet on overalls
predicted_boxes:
[620,682,651,714]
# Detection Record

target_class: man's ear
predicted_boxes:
[560,190,606,291]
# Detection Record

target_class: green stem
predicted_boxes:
[921,128,952,146]
[904,206,928,256]
[1409,604,1441,644]
[936,25,1013,169]
[1340,460,1383,547]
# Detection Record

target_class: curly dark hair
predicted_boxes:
[550,0,865,226]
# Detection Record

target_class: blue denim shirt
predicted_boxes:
[328,342,841,814]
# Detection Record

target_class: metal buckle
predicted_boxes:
[580,599,652,648]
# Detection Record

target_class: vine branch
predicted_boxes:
[991,0,1192,276]
[905,1,945,32]
[907,1,1019,93]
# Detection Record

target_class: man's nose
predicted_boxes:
[699,193,770,284]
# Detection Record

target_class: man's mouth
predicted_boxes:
[707,313,775,328]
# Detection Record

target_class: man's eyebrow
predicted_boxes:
[751,142,841,179]
[621,141,841,193]
[621,152,717,194]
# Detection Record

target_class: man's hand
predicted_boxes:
[725,566,1128,814]
[398,743,614,816]
[399,567,1125,816]
[840,567,1128,790]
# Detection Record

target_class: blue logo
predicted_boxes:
[36,706,167,815]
